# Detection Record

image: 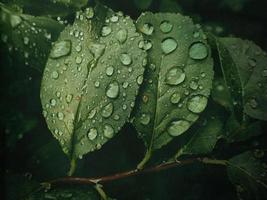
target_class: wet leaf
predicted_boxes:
[133,12,214,165]
[227,151,267,200]
[210,36,267,121]
[0,3,64,71]
[40,4,146,165]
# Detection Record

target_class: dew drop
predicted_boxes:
[249,98,258,109]
[106,66,114,76]
[57,112,64,120]
[187,95,208,113]
[66,94,73,103]
[101,26,112,36]
[10,15,22,28]
[161,38,177,54]
[103,124,114,138]
[106,81,120,99]
[170,93,181,104]
[140,23,154,35]
[160,21,173,33]
[138,40,153,50]
[50,99,57,106]
[120,53,132,66]
[189,80,198,90]
[88,128,98,140]
[101,102,113,118]
[94,81,100,88]
[75,56,82,64]
[165,67,185,85]
[137,75,144,85]
[140,113,150,125]
[168,120,190,137]
[116,29,127,44]
[51,71,59,79]
[50,40,71,59]
[85,7,94,19]
[110,15,119,22]
[262,69,267,77]
[88,108,96,119]
[189,42,208,60]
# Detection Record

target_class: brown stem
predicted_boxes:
[45,157,203,186]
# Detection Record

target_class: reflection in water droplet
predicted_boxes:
[189,42,208,60]
[88,128,98,140]
[165,67,185,85]
[170,93,181,104]
[140,113,150,125]
[106,81,120,99]
[187,95,208,113]
[160,21,173,33]
[140,23,154,35]
[103,124,114,138]
[161,38,178,54]
[101,26,112,36]
[116,29,127,44]
[101,102,113,118]
[50,40,71,59]
[168,120,190,137]
[120,53,132,66]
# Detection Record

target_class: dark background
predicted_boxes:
[1,0,267,199]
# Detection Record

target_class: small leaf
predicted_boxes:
[227,151,267,199]
[210,35,267,121]
[133,12,214,165]
[0,3,64,71]
[41,4,146,164]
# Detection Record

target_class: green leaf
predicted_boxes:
[11,0,88,17]
[210,35,267,121]
[175,109,223,158]
[40,4,146,166]
[133,12,214,167]
[227,151,267,199]
[0,3,64,71]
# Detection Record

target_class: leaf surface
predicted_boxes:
[133,12,214,154]
[41,4,146,162]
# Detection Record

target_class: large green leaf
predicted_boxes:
[0,3,64,71]
[227,151,267,199]
[11,0,88,17]
[40,4,146,168]
[133,12,214,167]
[210,36,267,121]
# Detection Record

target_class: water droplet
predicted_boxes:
[57,112,64,120]
[189,80,198,90]
[187,95,208,113]
[88,108,96,119]
[140,113,150,125]
[110,15,119,22]
[120,53,132,66]
[168,120,190,137]
[262,69,267,77]
[170,93,181,104]
[165,67,185,85]
[89,43,105,59]
[66,94,73,103]
[101,26,112,36]
[142,95,149,103]
[101,102,113,118]
[50,99,57,106]
[103,124,114,138]
[50,40,71,59]
[88,128,98,140]
[75,56,82,64]
[137,75,144,85]
[189,42,208,60]
[122,82,129,88]
[85,7,94,19]
[106,81,120,99]
[138,40,153,50]
[160,21,173,33]
[140,23,154,35]
[249,98,258,109]
[106,66,114,76]
[116,29,127,44]
[10,15,22,28]
[23,37,29,45]
[51,71,59,79]
[94,81,100,88]
[161,38,178,54]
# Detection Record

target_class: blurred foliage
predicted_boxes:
[1,0,267,200]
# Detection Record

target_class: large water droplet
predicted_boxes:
[140,23,154,35]
[165,67,185,85]
[140,113,150,125]
[101,26,112,36]
[187,95,208,113]
[106,66,114,76]
[120,53,132,66]
[138,40,153,51]
[168,120,191,137]
[161,38,178,54]
[116,29,127,44]
[160,21,173,33]
[89,43,105,59]
[88,128,98,140]
[106,81,120,99]
[103,124,114,138]
[101,102,113,118]
[170,93,181,104]
[50,40,71,59]
[189,42,208,60]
